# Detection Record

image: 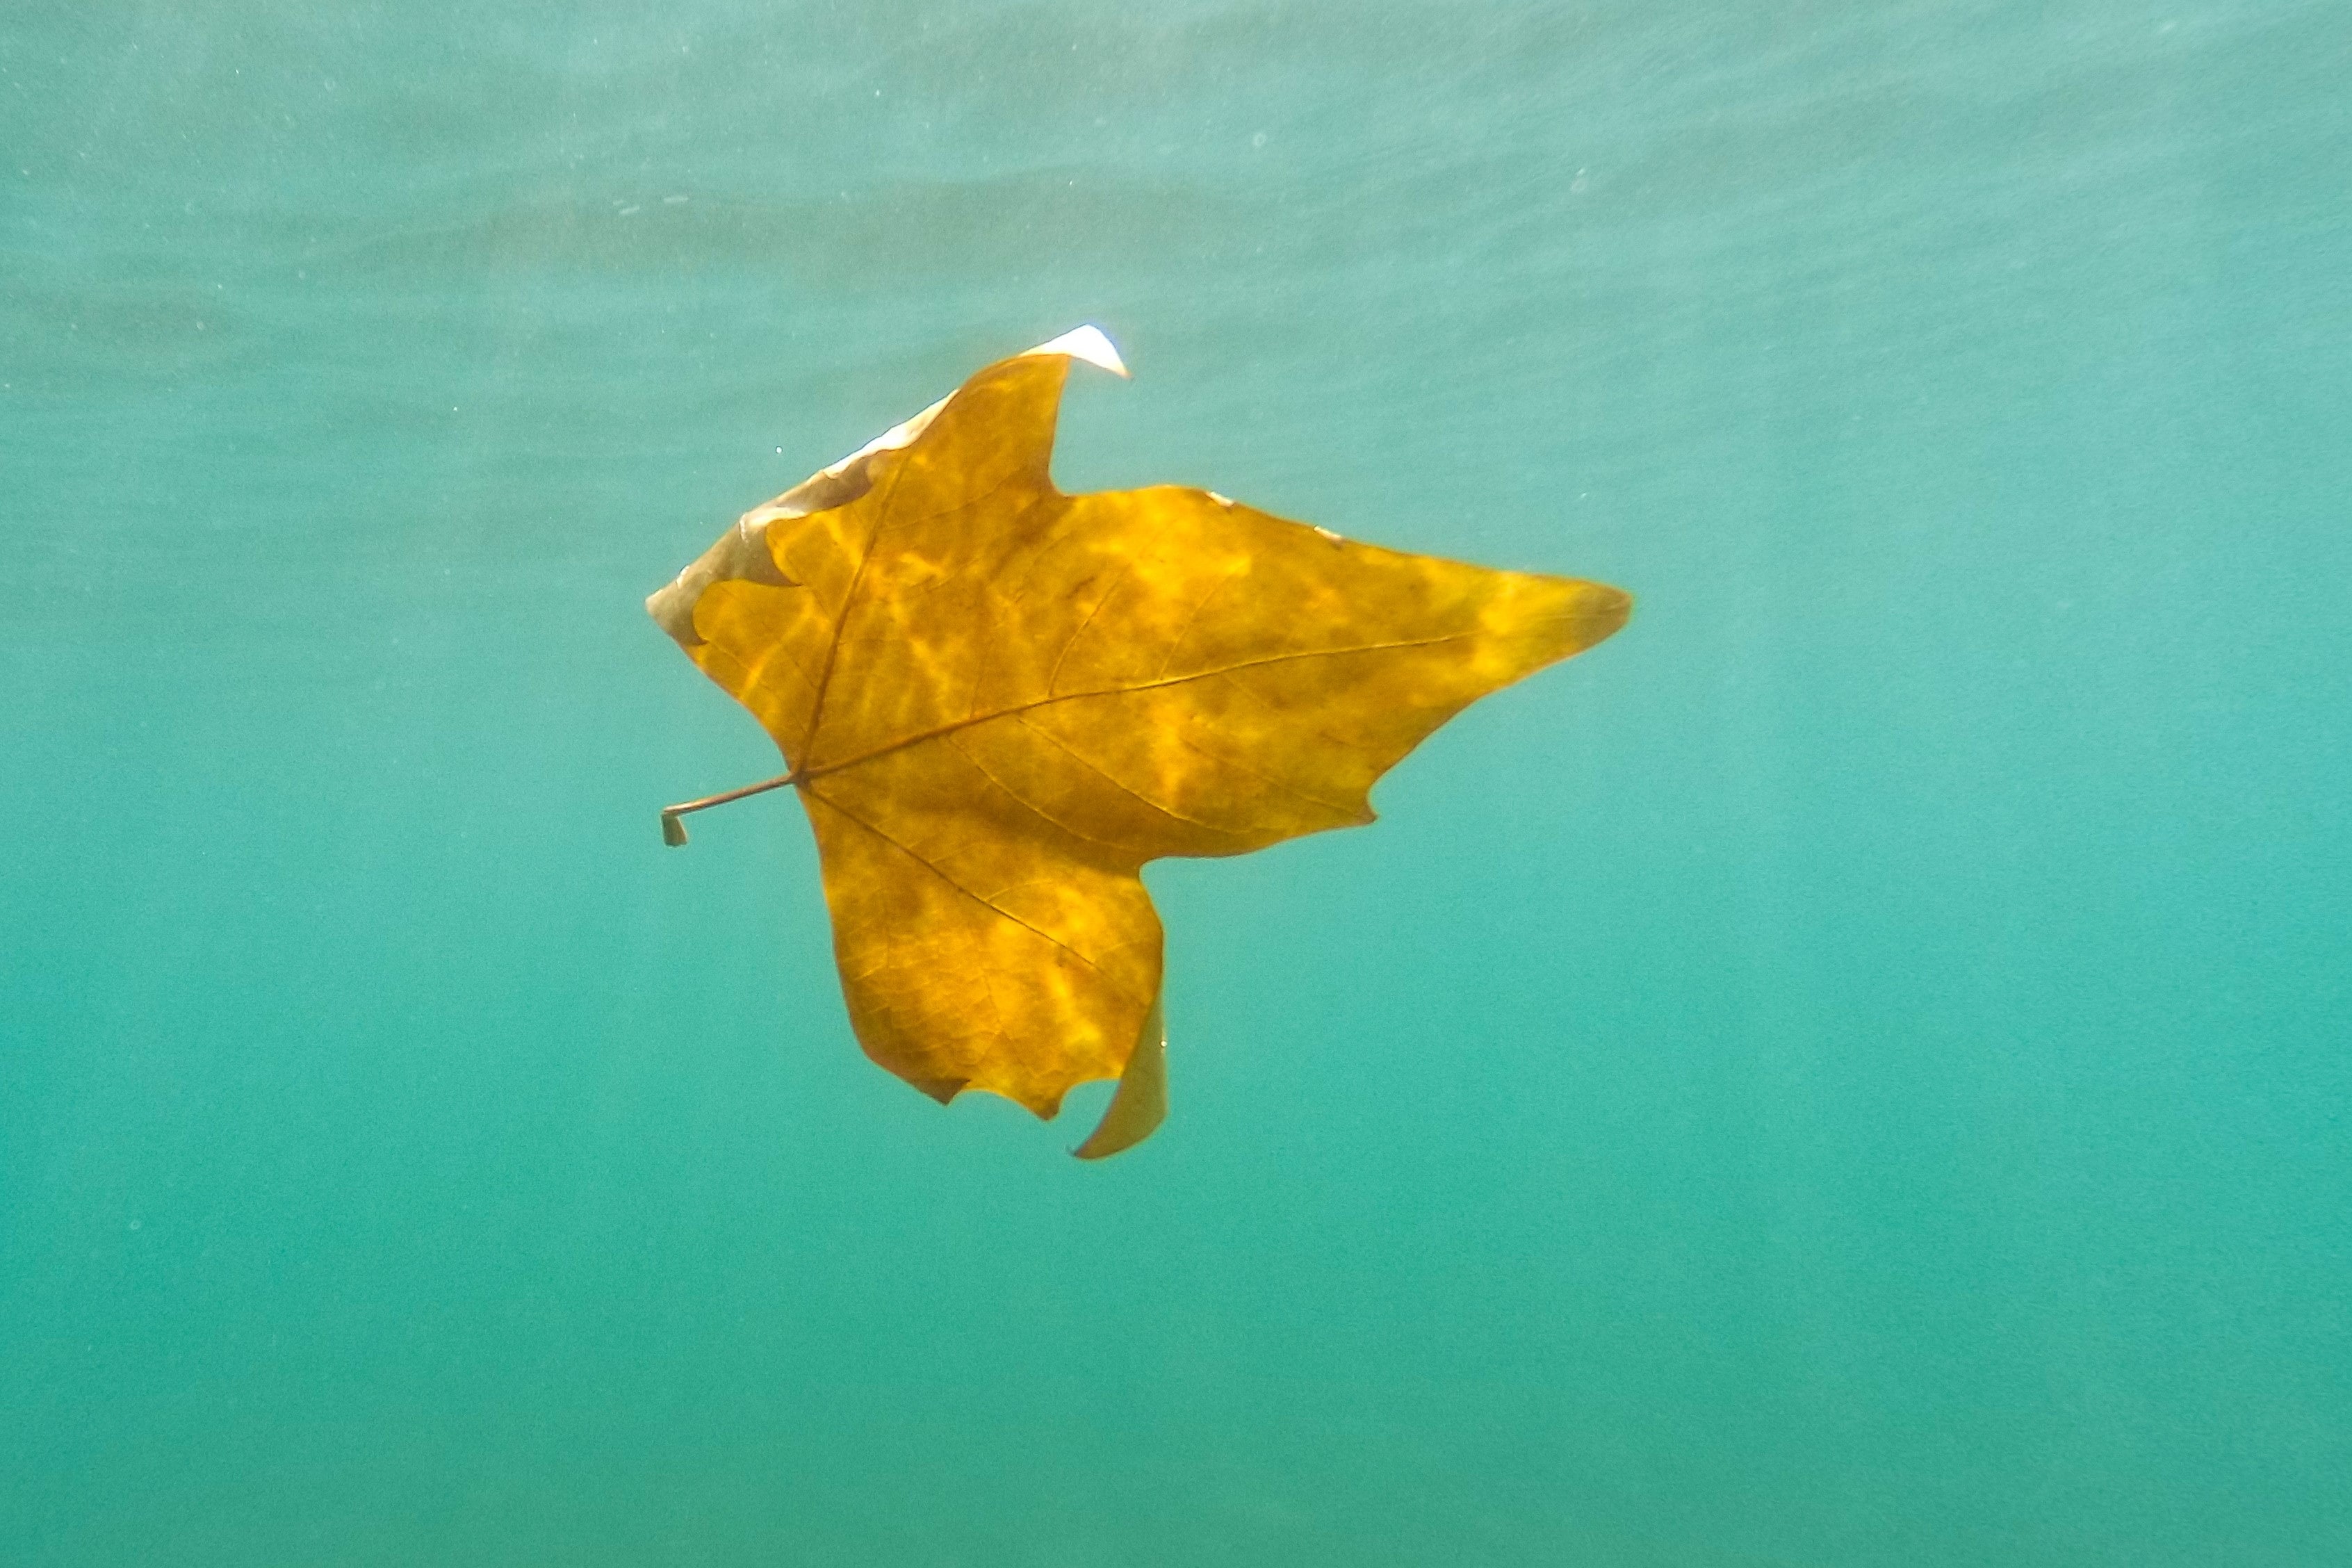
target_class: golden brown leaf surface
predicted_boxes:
[650,330,1628,1155]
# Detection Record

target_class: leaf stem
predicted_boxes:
[659,771,800,846]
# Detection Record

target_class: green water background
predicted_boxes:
[4,2,2347,1562]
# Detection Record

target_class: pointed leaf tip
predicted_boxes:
[1024,324,1129,379]
[1073,993,1167,1160]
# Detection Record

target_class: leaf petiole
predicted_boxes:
[658,771,800,846]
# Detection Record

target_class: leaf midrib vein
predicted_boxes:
[795,632,1469,785]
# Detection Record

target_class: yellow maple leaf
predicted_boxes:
[648,327,1630,1158]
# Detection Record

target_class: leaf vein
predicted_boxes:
[805,783,1129,995]
[803,633,1470,782]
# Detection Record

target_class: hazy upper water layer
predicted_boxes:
[3,2,2347,1563]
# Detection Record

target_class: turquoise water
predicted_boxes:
[6,1,2348,1561]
